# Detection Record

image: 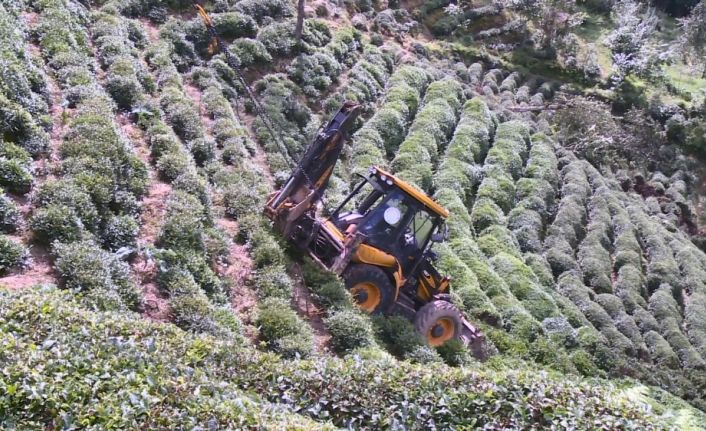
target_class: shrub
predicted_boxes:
[234,0,294,23]
[373,315,426,358]
[0,289,671,429]
[325,309,375,353]
[250,230,286,268]
[288,51,343,97]
[578,236,613,294]
[436,338,472,366]
[254,264,292,299]
[157,249,224,300]
[160,87,204,142]
[0,158,32,195]
[213,12,258,39]
[229,38,272,66]
[170,294,244,340]
[0,192,21,233]
[471,197,506,233]
[148,129,181,159]
[0,235,28,274]
[257,21,298,57]
[158,191,206,253]
[30,204,85,245]
[53,240,139,311]
[101,215,139,251]
[509,207,543,253]
[188,138,216,165]
[476,171,515,214]
[105,71,143,110]
[256,298,314,358]
[173,170,211,208]
[156,151,192,182]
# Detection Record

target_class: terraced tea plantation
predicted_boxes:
[1,0,706,428]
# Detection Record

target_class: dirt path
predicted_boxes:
[235,111,276,187]
[140,18,160,43]
[0,246,56,289]
[290,264,331,352]
[131,192,171,315]
[184,82,215,134]
[216,218,258,314]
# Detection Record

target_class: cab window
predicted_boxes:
[358,190,408,244]
[407,210,435,250]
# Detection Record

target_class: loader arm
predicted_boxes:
[264,102,361,237]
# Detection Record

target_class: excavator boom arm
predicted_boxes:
[265,102,360,237]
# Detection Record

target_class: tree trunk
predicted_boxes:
[295,0,305,41]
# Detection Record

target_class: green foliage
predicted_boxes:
[373,315,426,359]
[436,338,473,366]
[325,309,375,353]
[0,288,671,429]
[256,298,314,358]
[0,235,27,274]
[53,240,139,311]
[102,215,139,251]
[254,264,292,299]
[160,86,204,142]
[350,65,430,172]
[0,158,32,195]
[170,293,244,340]
[234,0,294,23]
[392,78,464,190]
[228,38,272,66]
[30,204,86,245]
[0,191,21,233]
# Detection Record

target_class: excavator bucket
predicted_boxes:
[265,102,360,236]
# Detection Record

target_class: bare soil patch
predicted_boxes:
[0,245,56,290]
[290,263,332,353]
[140,18,161,43]
[138,181,172,246]
[131,253,171,322]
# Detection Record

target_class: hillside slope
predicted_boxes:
[1,0,706,427]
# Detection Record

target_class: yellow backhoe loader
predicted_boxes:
[264,103,487,357]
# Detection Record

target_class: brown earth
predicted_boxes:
[0,245,56,290]
[290,263,331,352]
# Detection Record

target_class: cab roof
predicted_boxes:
[371,167,450,219]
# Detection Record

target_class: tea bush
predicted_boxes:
[349,64,431,172]
[53,240,139,311]
[228,38,272,66]
[325,308,375,353]
[233,0,294,23]
[0,287,675,429]
[392,78,464,190]
[0,6,50,156]
[0,235,28,274]
[0,191,20,233]
[256,298,314,358]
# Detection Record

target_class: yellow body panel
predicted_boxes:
[373,167,449,219]
[323,220,345,240]
[352,244,397,268]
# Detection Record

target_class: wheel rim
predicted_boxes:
[351,282,382,313]
[427,317,455,346]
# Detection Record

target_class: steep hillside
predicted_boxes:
[1,0,706,427]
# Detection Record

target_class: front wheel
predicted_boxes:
[343,264,395,314]
[414,300,463,347]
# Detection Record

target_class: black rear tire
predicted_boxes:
[343,264,395,314]
[414,300,463,347]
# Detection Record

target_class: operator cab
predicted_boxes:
[331,167,447,273]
